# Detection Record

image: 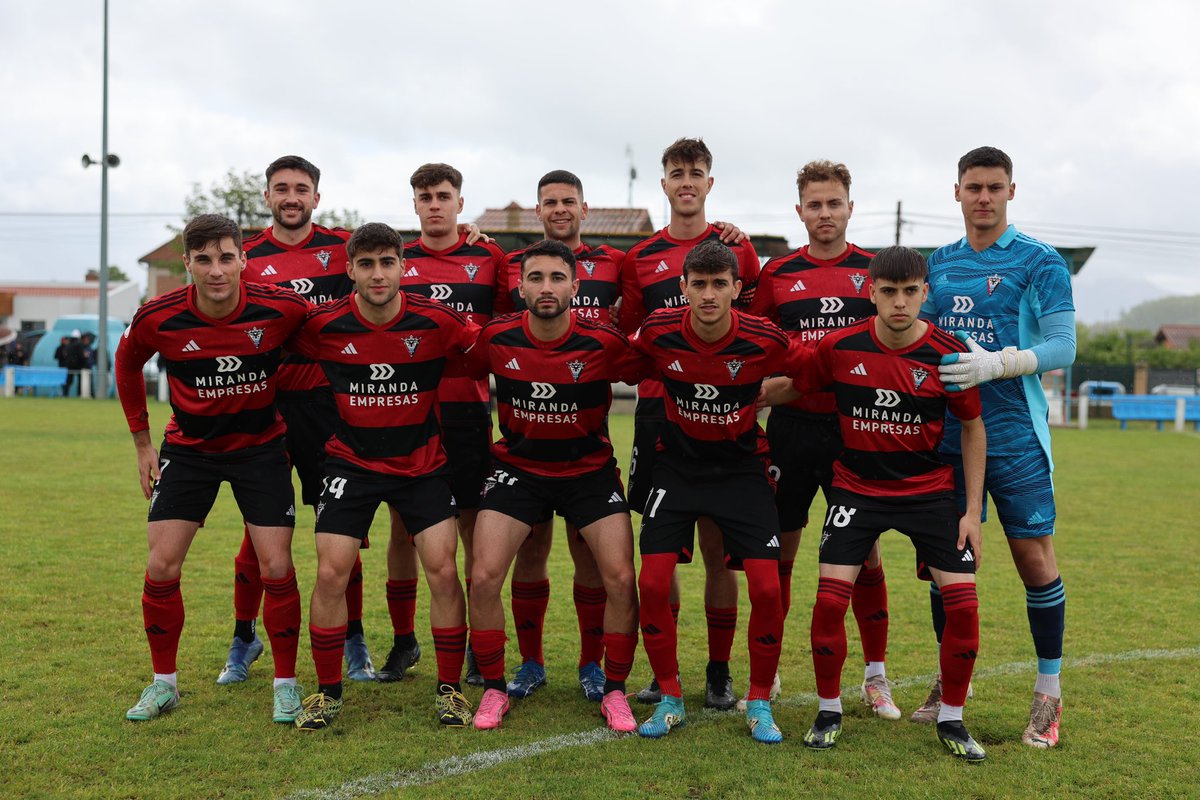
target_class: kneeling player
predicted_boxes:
[768,246,988,760]
[285,223,480,730]
[115,214,310,724]
[464,240,643,732]
[633,240,800,744]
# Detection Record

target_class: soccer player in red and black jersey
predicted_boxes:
[463,239,645,732]
[219,155,382,687]
[284,223,481,731]
[376,163,507,688]
[618,137,759,710]
[750,160,897,717]
[493,170,627,702]
[633,240,800,745]
[115,214,310,724]
[766,246,987,760]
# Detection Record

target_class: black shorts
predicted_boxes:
[638,460,780,569]
[818,488,976,575]
[627,412,665,512]
[479,460,629,531]
[148,440,296,527]
[441,420,492,511]
[766,410,840,531]
[314,460,457,541]
[277,387,336,507]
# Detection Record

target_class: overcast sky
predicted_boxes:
[3,0,1198,323]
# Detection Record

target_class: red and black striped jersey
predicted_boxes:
[115,282,310,453]
[496,242,625,325]
[634,308,798,476]
[793,318,982,498]
[464,311,647,478]
[242,225,353,393]
[400,234,505,420]
[751,244,875,415]
[287,293,481,477]
[618,225,760,415]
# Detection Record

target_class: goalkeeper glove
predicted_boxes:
[938,331,1037,391]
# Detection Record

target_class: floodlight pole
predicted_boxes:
[96,0,111,400]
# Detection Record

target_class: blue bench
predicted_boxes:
[2,366,68,397]
[1110,395,1200,431]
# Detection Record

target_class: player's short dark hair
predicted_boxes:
[537,170,584,199]
[266,155,321,190]
[681,239,737,280]
[346,223,404,260]
[183,214,242,254]
[957,146,1012,180]
[520,239,576,277]
[410,163,463,192]
[869,246,928,283]
[661,137,713,171]
[796,160,852,199]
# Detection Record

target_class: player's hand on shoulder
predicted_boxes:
[460,223,494,246]
[713,220,748,245]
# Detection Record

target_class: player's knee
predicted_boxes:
[467,562,505,601]
[315,563,350,597]
[747,577,781,611]
[638,572,671,608]
[145,556,182,583]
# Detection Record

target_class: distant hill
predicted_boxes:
[1095,294,1200,331]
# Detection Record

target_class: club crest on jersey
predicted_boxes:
[849,273,867,294]
[726,359,744,380]
[911,366,930,391]
[462,262,480,282]
[245,326,264,349]
[580,260,596,277]
[986,274,1003,295]
[566,359,586,382]
[315,250,332,270]
[403,335,421,357]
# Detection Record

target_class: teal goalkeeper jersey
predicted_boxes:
[922,225,1074,463]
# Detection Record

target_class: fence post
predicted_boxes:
[3,367,13,398]
[157,373,169,403]
[1078,394,1089,429]
[1175,398,1186,432]
[80,369,92,398]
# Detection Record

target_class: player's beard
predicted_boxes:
[273,206,313,232]
[529,298,568,320]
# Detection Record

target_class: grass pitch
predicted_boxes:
[2,398,1198,799]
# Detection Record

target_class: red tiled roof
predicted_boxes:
[473,203,653,236]
[1155,324,1200,349]
[0,284,101,298]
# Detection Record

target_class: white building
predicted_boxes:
[0,280,141,333]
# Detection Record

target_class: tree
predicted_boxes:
[85,265,131,282]
[179,168,362,231]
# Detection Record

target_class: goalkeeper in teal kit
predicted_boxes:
[919,146,1075,749]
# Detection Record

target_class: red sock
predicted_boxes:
[811,577,853,699]
[261,571,301,679]
[469,628,508,682]
[345,555,364,625]
[778,559,795,620]
[670,602,680,626]
[386,578,418,636]
[705,605,737,663]
[744,559,783,700]
[511,579,550,665]
[142,574,184,674]
[573,582,607,667]
[431,625,468,684]
[939,582,979,706]
[638,553,681,697]
[603,631,637,683]
[233,529,262,622]
[309,624,346,686]
[852,562,889,663]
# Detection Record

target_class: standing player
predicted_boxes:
[115,214,309,723]
[219,155,377,685]
[286,223,480,730]
[922,146,1076,748]
[634,240,794,744]
[750,160,896,718]
[766,246,988,760]
[376,163,507,687]
[464,239,643,732]
[619,138,760,710]
[493,170,626,701]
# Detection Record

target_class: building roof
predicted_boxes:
[0,282,132,298]
[472,203,654,236]
[1155,324,1200,349]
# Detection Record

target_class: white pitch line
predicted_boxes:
[286,647,1200,800]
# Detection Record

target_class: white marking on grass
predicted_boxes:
[287,647,1200,800]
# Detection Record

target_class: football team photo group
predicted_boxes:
[113,139,1075,764]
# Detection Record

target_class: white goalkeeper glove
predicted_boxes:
[938,332,1038,391]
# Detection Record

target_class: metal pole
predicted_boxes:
[894,200,902,245]
[96,0,111,399]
